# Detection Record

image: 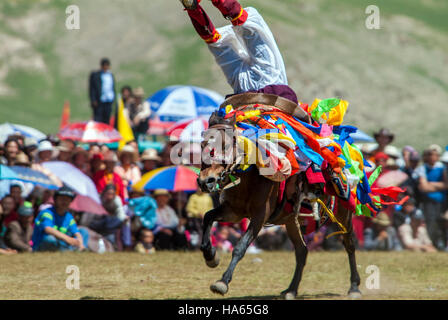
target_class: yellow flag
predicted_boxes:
[117,98,135,150]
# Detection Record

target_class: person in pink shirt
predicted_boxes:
[114,145,141,199]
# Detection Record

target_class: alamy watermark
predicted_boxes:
[66,265,80,290]
[65,5,80,30]
[365,5,381,30]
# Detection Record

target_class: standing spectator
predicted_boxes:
[400,151,421,202]
[124,87,151,140]
[5,202,34,252]
[152,189,187,250]
[32,187,88,252]
[114,145,141,197]
[120,85,133,107]
[371,128,395,160]
[416,144,448,250]
[398,209,436,252]
[139,148,161,175]
[93,151,125,202]
[89,58,116,124]
[364,212,402,251]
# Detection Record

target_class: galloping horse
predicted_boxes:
[197,100,362,300]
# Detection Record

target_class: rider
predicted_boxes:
[179,0,350,205]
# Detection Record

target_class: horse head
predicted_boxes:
[198,110,240,193]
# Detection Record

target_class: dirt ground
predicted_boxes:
[0,250,447,300]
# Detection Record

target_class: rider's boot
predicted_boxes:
[180,0,221,43]
[210,0,248,25]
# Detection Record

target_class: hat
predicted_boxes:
[374,152,389,161]
[18,201,34,216]
[133,87,145,98]
[54,186,76,200]
[15,152,30,165]
[426,144,442,155]
[152,189,170,197]
[118,145,139,162]
[72,146,89,158]
[372,212,391,227]
[384,145,401,159]
[103,151,118,163]
[410,151,421,162]
[374,128,394,143]
[57,140,74,153]
[37,140,54,153]
[24,137,38,149]
[141,148,161,161]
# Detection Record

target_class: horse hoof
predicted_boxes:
[205,255,220,268]
[348,291,362,300]
[210,281,228,295]
[284,292,296,300]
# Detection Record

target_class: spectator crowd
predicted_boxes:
[0,58,447,256]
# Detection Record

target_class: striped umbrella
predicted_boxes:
[0,122,46,144]
[133,165,199,192]
[8,166,59,190]
[58,121,122,143]
[166,118,209,142]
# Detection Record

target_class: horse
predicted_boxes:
[196,108,362,300]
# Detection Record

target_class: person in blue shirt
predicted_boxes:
[32,186,88,252]
[89,58,116,124]
[416,144,448,250]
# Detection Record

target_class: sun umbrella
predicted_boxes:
[58,121,122,143]
[0,164,19,180]
[375,170,409,188]
[148,85,224,122]
[133,165,199,192]
[0,122,46,144]
[166,118,209,142]
[8,166,59,190]
[351,129,375,143]
[42,161,102,204]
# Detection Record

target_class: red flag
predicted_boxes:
[60,100,70,129]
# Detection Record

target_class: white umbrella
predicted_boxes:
[0,122,46,144]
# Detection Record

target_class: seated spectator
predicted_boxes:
[5,202,34,252]
[56,140,74,162]
[0,198,18,255]
[139,148,161,175]
[93,151,125,202]
[99,184,128,247]
[89,152,105,178]
[71,147,90,176]
[1,138,20,165]
[398,209,436,252]
[32,186,88,252]
[393,197,417,229]
[134,228,156,254]
[1,194,19,227]
[152,189,187,250]
[213,225,234,253]
[256,225,289,251]
[364,212,402,251]
[185,188,214,248]
[35,140,57,164]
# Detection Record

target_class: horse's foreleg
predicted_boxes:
[281,217,308,300]
[200,205,224,268]
[210,217,264,295]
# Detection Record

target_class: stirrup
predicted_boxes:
[180,0,199,10]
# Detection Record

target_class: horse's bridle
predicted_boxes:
[200,123,243,193]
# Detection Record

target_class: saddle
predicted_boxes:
[220,92,312,124]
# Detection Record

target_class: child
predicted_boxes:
[135,228,156,254]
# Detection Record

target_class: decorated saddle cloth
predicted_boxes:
[220,98,405,217]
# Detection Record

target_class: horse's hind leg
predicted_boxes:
[281,217,308,300]
[201,205,226,268]
[210,216,264,295]
[338,206,362,299]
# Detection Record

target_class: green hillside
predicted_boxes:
[1,0,448,150]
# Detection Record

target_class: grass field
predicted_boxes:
[0,251,447,300]
[1,0,448,150]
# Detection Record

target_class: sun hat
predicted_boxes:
[141,148,161,161]
[15,152,30,166]
[374,128,394,143]
[372,212,391,227]
[152,189,170,197]
[37,140,54,153]
[118,145,139,162]
[18,201,34,217]
[103,151,118,163]
[133,87,145,98]
[57,140,74,153]
[426,144,442,155]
